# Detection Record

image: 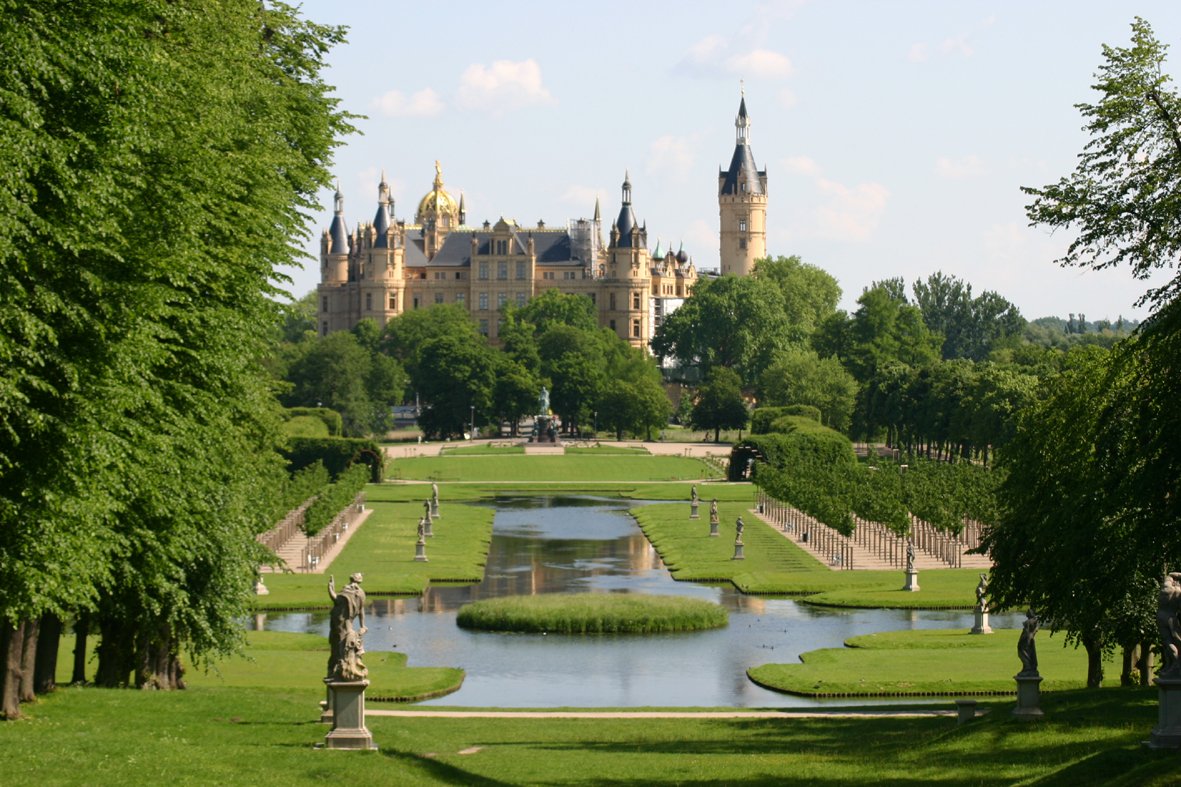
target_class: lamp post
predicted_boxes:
[470,405,475,441]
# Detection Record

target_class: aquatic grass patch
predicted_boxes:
[748,628,1121,696]
[456,593,727,634]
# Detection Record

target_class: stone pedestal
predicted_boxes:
[423,516,433,537]
[1012,674,1043,720]
[690,501,699,519]
[1148,675,1181,749]
[430,499,439,518]
[971,608,992,634]
[902,570,919,592]
[414,540,428,562]
[709,520,719,537]
[319,684,333,723]
[322,679,377,750]
[954,699,977,725]
[732,540,745,560]
[254,578,269,596]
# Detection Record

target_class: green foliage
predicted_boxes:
[283,437,383,482]
[0,0,355,689]
[273,462,329,521]
[302,464,369,536]
[758,347,856,432]
[456,593,727,634]
[1023,17,1181,310]
[512,288,598,334]
[691,367,748,442]
[912,271,1025,361]
[750,405,821,434]
[283,407,342,436]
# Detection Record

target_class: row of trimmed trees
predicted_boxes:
[0,1,350,717]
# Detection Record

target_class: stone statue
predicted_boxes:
[709,499,719,524]
[691,485,698,503]
[906,541,915,572]
[327,573,368,681]
[539,386,550,414]
[975,574,989,613]
[424,498,431,519]
[735,516,744,537]
[1017,609,1039,676]
[432,482,439,504]
[417,517,425,541]
[1159,573,1181,676]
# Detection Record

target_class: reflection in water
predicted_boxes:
[261,495,1019,707]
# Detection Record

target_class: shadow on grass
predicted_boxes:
[380,747,512,786]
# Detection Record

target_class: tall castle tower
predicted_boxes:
[718,94,767,277]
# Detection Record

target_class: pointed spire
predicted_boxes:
[621,171,632,205]
[329,182,348,254]
[653,238,663,259]
[458,191,466,225]
[736,90,750,144]
[594,196,601,221]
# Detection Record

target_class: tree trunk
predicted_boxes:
[71,614,90,685]
[18,618,38,703]
[34,614,61,695]
[1138,639,1154,686]
[1083,635,1104,688]
[1,622,25,719]
[135,626,185,690]
[1121,644,1137,687]
[95,618,134,688]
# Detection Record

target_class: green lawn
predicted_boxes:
[386,454,718,482]
[635,502,987,607]
[3,683,1178,785]
[456,593,727,634]
[749,628,1122,696]
[257,483,493,608]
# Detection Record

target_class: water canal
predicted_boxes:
[262,496,1019,707]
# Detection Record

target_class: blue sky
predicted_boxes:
[283,0,1181,321]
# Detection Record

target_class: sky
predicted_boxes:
[281,0,1181,322]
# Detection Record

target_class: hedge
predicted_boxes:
[283,437,383,482]
[283,407,343,436]
[303,464,370,536]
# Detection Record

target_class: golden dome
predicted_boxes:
[416,160,458,222]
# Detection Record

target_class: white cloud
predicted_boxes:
[935,154,986,179]
[906,43,929,63]
[776,86,798,109]
[646,135,697,183]
[679,36,792,80]
[456,59,554,112]
[815,178,889,240]
[560,185,604,212]
[372,88,444,118]
[728,49,793,80]
[783,155,821,177]
[908,17,993,64]
[938,36,974,58]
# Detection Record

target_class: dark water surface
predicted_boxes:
[262,496,1018,707]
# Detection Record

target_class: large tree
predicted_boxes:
[1024,17,1181,312]
[691,367,748,442]
[0,0,351,711]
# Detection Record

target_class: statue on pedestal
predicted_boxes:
[1017,610,1039,677]
[1159,573,1181,677]
[906,541,915,572]
[709,500,719,525]
[975,573,989,613]
[539,386,550,415]
[327,573,367,681]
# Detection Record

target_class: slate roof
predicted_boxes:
[403,228,585,268]
[720,143,765,196]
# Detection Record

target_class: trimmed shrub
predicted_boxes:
[283,407,342,436]
[283,436,383,482]
[751,405,821,434]
[303,463,370,535]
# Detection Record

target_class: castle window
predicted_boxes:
[543,271,554,280]
[497,262,508,280]
[632,292,640,310]
[516,261,527,280]
[516,292,526,307]
[739,218,747,232]
[434,293,444,305]
[564,271,576,280]
[365,293,372,311]
[496,239,508,255]
[388,293,397,310]
[739,238,747,250]
[479,292,489,310]
[479,318,489,336]
[609,319,616,331]
[497,292,508,308]
[321,321,328,337]
[456,271,463,280]
[456,292,465,305]
[413,296,420,309]
[609,292,616,311]
[322,296,328,312]
[478,261,489,280]
[632,319,641,338]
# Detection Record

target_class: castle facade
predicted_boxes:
[316,97,766,346]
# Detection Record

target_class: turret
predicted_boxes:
[718,92,768,277]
